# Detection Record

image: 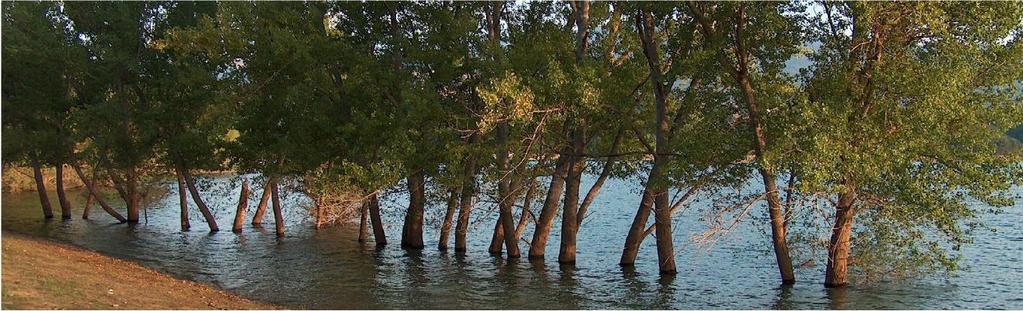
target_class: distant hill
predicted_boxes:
[998,124,1023,154]
[1009,124,1023,142]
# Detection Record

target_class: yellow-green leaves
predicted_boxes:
[223,129,240,142]
[476,72,535,133]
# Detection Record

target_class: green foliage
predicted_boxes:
[2,2,83,165]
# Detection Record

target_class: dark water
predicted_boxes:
[2,174,1021,309]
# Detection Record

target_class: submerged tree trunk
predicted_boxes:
[559,128,586,264]
[71,163,126,223]
[620,188,654,266]
[825,185,857,288]
[559,153,584,264]
[179,166,219,231]
[32,160,54,219]
[401,171,426,249]
[82,191,94,220]
[270,180,285,237]
[122,169,142,224]
[528,157,568,259]
[652,190,676,274]
[624,9,678,275]
[359,198,370,243]
[252,177,273,226]
[495,123,521,258]
[763,168,796,284]
[438,188,459,250]
[176,169,190,231]
[368,193,386,246]
[557,0,591,265]
[54,163,72,220]
[488,215,505,255]
[455,134,480,253]
[232,179,250,233]
[734,11,795,284]
[514,176,539,240]
[81,165,99,220]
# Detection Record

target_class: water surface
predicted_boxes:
[2,175,1020,309]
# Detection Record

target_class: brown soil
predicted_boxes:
[1,232,276,310]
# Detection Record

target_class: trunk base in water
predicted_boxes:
[232,179,250,233]
[251,177,273,226]
[620,189,653,266]
[32,161,54,219]
[358,200,369,243]
[270,181,285,237]
[653,192,677,275]
[367,193,386,245]
[179,165,219,232]
[488,216,504,255]
[528,157,568,259]
[825,188,856,288]
[438,189,458,251]
[401,172,426,249]
[55,163,72,220]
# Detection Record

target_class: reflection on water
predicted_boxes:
[2,175,1021,309]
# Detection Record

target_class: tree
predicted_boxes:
[799,1,1023,287]
[2,2,84,220]
[60,2,182,224]
[686,1,804,284]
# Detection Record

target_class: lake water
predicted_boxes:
[2,174,1021,309]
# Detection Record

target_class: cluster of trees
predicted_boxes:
[4,1,1022,288]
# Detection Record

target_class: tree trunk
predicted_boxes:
[179,165,219,231]
[559,126,587,264]
[106,170,129,205]
[54,163,72,220]
[576,130,623,226]
[270,180,285,237]
[559,151,584,264]
[455,134,480,253]
[495,121,521,258]
[626,10,678,275]
[763,169,796,284]
[514,176,539,240]
[122,168,142,224]
[528,157,569,259]
[176,169,190,231]
[555,0,590,265]
[71,163,126,223]
[252,177,273,225]
[314,197,325,228]
[572,0,590,64]
[711,4,796,284]
[438,188,459,250]
[82,166,99,220]
[652,190,677,274]
[232,178,250,233]
[32,160,54,219]
[488,215,505,255]
[368,193,386,245]
[359,198,370,243]
[825,185,857,288]
[401,171,426,249]
[82,191,94,220]
[620,188,654,266]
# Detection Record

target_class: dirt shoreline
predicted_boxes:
[1,232,277,310]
